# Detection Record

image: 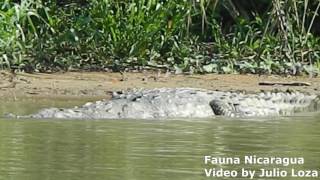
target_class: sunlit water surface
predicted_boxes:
[0,99,319,180]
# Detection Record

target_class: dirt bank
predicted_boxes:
[0,71,319,101]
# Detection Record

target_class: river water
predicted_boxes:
[0,99,319,180]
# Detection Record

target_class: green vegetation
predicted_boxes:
[1,0,320,75]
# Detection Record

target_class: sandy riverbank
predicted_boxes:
[0,72,319,101]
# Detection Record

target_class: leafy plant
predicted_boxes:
[0,0,319,75]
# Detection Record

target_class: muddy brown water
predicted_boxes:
[0,98,319,180]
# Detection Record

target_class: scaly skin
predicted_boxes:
[209,92,320,117]
[7,88,320,119]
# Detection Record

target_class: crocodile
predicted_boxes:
[9,88,320,119]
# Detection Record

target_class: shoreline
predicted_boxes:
[1,72,320,101]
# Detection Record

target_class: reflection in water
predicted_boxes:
[0,115,319,180]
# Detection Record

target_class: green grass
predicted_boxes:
[0,0,320,75]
